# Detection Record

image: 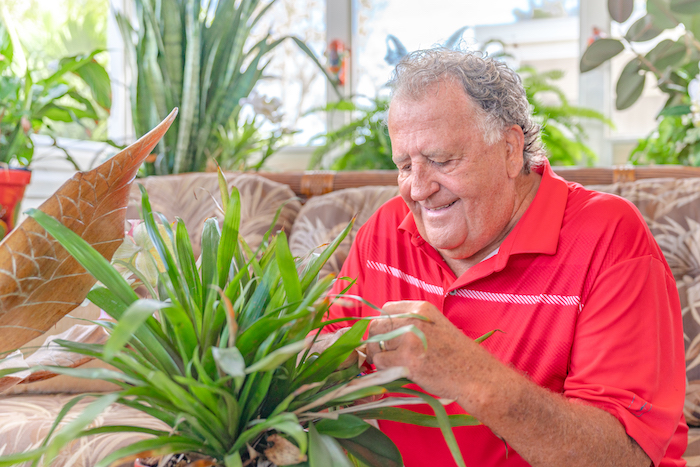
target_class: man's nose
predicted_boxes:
[410,163,439,201]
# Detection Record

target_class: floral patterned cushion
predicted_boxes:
[0,394,167,466]
[127,172,301,258]
[289,186,399,278]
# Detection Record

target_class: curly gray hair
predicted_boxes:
[387,48,546,173]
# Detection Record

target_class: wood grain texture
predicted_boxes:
[0,109,178,353]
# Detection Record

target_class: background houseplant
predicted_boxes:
[580,0,700,165]
[308,69,611,170]
[0,14,111,236]
[0,170,480,466]
[116,0,337,176]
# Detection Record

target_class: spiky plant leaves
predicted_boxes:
[0,170,474,467]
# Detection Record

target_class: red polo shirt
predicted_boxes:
[325,162,687,466]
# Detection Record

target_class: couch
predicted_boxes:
[3,166,700,465]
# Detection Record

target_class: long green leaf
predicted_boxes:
[26,209,139,306]
[104,299,167,360]
[44,393,120,464]
[276,231,303,304]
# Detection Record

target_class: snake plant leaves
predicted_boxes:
[580,38,624,72]
[0,109,177,353]
[616,58,646,110]
[608,0,634,23]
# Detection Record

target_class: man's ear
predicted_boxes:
[504,124,525,179]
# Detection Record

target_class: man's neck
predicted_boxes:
[443,171,542,277]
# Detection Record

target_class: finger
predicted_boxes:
[382,301,436,323]
[367,315,394,337]
[370,348,404,371]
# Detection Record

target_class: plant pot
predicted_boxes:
[0,168,31,237]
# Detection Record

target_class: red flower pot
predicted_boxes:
[0,168,32,237]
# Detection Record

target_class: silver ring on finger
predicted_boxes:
[379,340,387,352]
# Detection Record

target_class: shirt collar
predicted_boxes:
[397,159,569,257]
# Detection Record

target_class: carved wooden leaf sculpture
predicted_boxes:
[0,109,178,353]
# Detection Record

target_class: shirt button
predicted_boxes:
[449,290,457,296]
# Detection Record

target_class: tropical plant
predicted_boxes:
[0,170,480,466]
[629,107,700,165]
[520,66,614,165]
[115,0,337,176]
[210,91,297,172]
[0,13,111,168]
[307,95,393,170]
[309,66,612,169]
[580,0,700,111]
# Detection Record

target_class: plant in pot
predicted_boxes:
[0,15,111,237]
[579,0,700,164]
[0,163,483,466]
[115,0,338,176]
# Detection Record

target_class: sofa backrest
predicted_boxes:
[129,171,700,427]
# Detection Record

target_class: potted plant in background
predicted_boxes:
[0,165,482,466]
[308,33,612,170]
[580,0,700,165]
[0,14,111,237]
[116,0,338,176]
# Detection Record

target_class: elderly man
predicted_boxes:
[324,49,687,466]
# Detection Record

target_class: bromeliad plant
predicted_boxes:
[0,170,478,467]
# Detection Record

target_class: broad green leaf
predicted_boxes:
[616,59,646,110]
[27,209,138,307]
[104,299,166,360]
[608,0,634,22]
[648,0,680,29]
[336,424,402,467]
[213,346,246,378]
[580,38,624,72]
[72,59,112,110]
[308,423,353,467]
[625,15,664,42]
[645,39,686,70]
[316,415,370,439]
[660,104,692,116]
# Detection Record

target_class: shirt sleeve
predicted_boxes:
[563,255,686,466]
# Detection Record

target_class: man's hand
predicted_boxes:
[366,300,483,402]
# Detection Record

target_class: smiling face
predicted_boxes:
[389,79,529,267]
